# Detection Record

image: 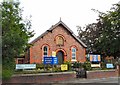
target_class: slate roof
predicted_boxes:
[30,20,87,48]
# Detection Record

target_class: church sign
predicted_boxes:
[44,57,58,65]
[16,64,36,70]
[61,64,68,71]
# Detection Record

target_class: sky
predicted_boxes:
[19,0,120,42]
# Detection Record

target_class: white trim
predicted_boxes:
[71,59,77,62]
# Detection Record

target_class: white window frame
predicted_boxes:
[42,46,48,61]
[43,46,48,57]
[71,47,77,61]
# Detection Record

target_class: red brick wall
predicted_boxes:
[87,69,118,79]
[30,25,86,64]
[3,72,76,83]
[118,65,120,76]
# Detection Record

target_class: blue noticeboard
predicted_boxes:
[44,57,58,65]
[52,57,58,64]
[106,63,114,68]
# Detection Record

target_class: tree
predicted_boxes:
[95,4,120,58]
[77,4,120,59]
[77,21,102,54]
[1,1,34,79]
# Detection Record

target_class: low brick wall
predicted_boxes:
[86,69,118,79]
[118,65,120,76]
[2,71,76,84]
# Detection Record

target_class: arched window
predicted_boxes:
[71,47,76,60]
[43,46,48,57]
[56,36,64,45]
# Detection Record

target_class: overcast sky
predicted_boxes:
[19,0,120,42]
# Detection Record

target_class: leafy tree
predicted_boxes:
[1,1,34,79]
[77,21,102,54]
[77,4,120,59]
[95,4,120,58]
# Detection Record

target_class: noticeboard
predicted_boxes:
[44,57,53,64]
[52,51,56,57]
[106,63,114,68]
[44,57,58,65]
[52,57,58,64]
[90,55,101,62]
[16,64,36,70]
[61,64,68,71]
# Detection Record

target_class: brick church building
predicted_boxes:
[24,20,87,64]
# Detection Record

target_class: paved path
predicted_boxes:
[0,79,2,85]
[58,77,119,83]
[1,77,120,85]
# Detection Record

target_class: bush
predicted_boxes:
[83,61,92,71]
[53,65,61,72]
[2,69,14,80]
[36,63,44,69]
[2,59,15,80]
[101,61,106,70]
[72,62,82,68]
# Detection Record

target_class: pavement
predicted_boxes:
[0,79,1,85]
[57,77,120,83]
[1,77,120,85]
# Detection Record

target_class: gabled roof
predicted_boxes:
[30,20,87,48]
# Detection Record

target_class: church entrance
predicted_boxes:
[56,50,64,65]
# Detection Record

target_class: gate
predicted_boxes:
[76,68,86,78]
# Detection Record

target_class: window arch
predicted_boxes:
[55,35,65,46]
[42,44,50,61]
[43,46,48,57]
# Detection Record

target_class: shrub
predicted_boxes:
[2,69,13,80]
[2,60,15,80]
[53,66,61,72]
[101,61,107,70]
[72,62,82,68]
[36,63,44,69]
[83,61,92,71]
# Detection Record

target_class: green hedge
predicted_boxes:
[83,61,92,71]
[36,63,44,69]
[2,69,14,80]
